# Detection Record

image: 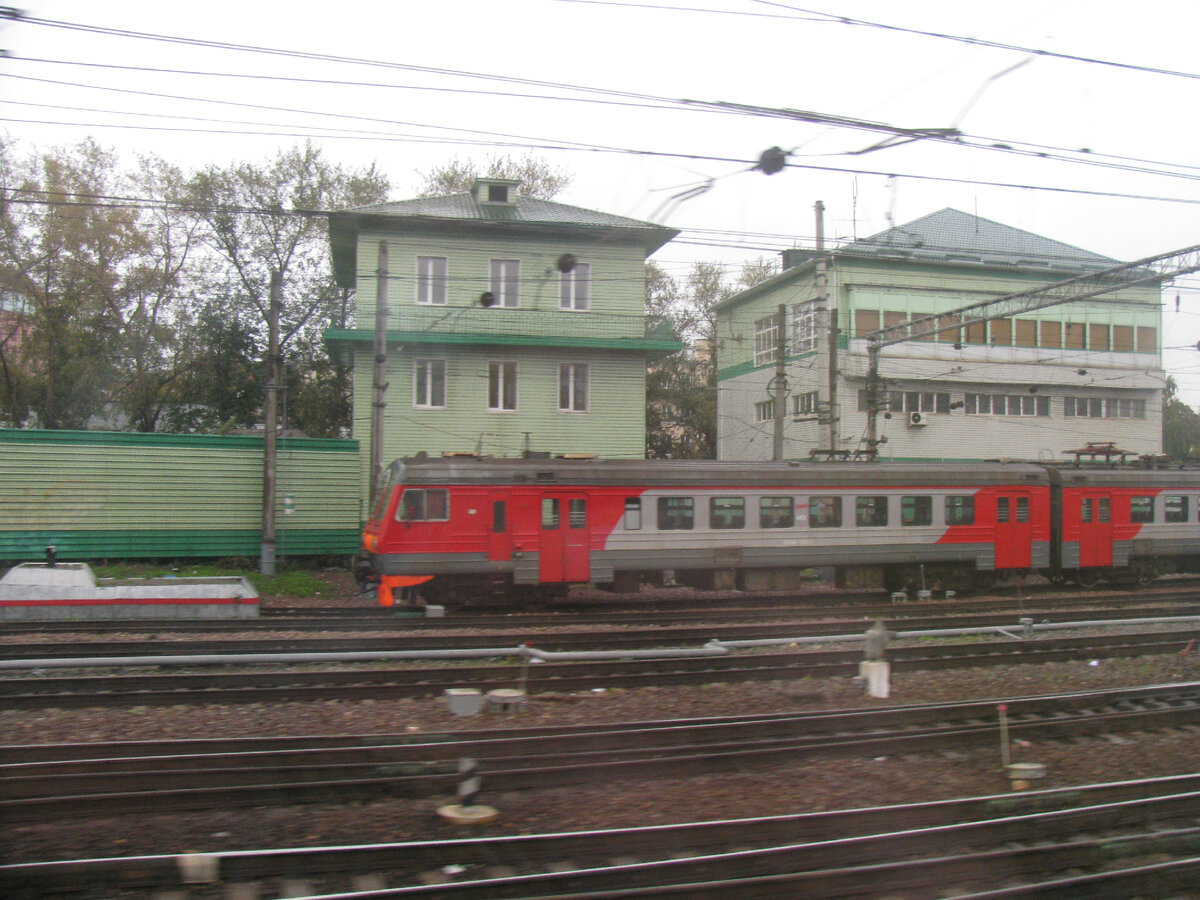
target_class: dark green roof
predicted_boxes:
[330,191,678,288]
[839,207,1119,272]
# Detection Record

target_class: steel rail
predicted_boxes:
[6,684,1200,821]
[1,630,1197,708]
[4,604,1199,660]
[7,779,1200,898]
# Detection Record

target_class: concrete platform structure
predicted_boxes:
[0,562,259,621]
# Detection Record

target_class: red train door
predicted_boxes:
[994,491,1033,569]
[487,498,512,562]
[539,494,591,583]
[1077,492,1113,567]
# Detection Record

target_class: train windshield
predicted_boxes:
[371,468,397,521]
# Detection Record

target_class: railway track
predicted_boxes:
[4,602,1200,659]
[3,584,1198,635]
[7,694,1200,898]
[2,628,1198,708]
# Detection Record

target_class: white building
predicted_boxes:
[715,209,1164,462]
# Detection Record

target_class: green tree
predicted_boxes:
[415,152,571,199]
[1163,376,1200,460]
[645,258,777,458]
[0,139,147,428]
[185,142,389,437]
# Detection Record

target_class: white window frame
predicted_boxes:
[558,362,589,412]
[791,301,817,352]
[754,314,780,367]
[489,259,520,308]
[559,261,591,311]
[413,358,446,409]
[416,256,447,305]
[488,360,518,412]
[755,399,773,422]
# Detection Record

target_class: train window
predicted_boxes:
[569,499,587,529]
[1131,496,1155,523]
[373,469,397,520]
[809,496,843,528]
[493,501,506,533]
[1016,496,1029,523]
[856,496,888,527]
[1081,498,1092,524]
[1099,498,1110,523]
[945,496,974,525]
[398,488,449,522]
[760,496,794,528]
[902,496,932,526]
[624,498,642,530]
[1165,496,1188,523]
[997,497,1009,523]
[658,496,694,530]
[710,497,746,529]
[542,498,560,529]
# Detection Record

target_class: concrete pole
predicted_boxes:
[772,303,787,460]
[370,241,389,510]
[815,201,837,455]
[260,271,281,576]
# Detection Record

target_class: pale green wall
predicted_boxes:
[355,231,648,339]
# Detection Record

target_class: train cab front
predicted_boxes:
[358,462,434,607]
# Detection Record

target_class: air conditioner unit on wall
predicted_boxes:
[908,411,928,427]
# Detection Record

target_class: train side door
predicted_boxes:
[994,491,1033,569]
[1077,492,1113,567]
[539,493,591,583]
[487,497,512,562]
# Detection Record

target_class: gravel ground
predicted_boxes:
[6,649,1200,865]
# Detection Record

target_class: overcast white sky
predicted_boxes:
[6,1,1200,403]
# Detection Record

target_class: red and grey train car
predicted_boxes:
[359,456,1200,604]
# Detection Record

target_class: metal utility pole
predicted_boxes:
[861,239,1200,455]
[815,201,837,454]
[370,241,389,510]
[771,303,788,460]
[260,271,281,576]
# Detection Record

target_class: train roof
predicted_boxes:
[389,457,1054,488]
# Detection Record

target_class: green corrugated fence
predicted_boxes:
[0,430,363,560]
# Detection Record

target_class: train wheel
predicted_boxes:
[1075,569,1102,589]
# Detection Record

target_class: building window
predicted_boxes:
[755,400,774,422]
[809,496,842,528]
[791,301,817,352]
[559,262,590,311]
[489,259,520,307]
[1065,397,1145,419]
[416,256,448,305]
[793,391,819,416]
[888,390,950,414]
[710,496,745,529]
[488,361,517,411]
[965,394,1049,417]
[901,496,932,526]
[658,496,694,530]
[945,495,975,525]
[413,359,446,408]
[760,496,794,528]
[398,488,449,521]
[754,313,781,366]
[856,496,888,527]
[558,363,589,412]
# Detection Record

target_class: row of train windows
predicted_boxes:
[624,495,998,531]
[1078,496,1195,524]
